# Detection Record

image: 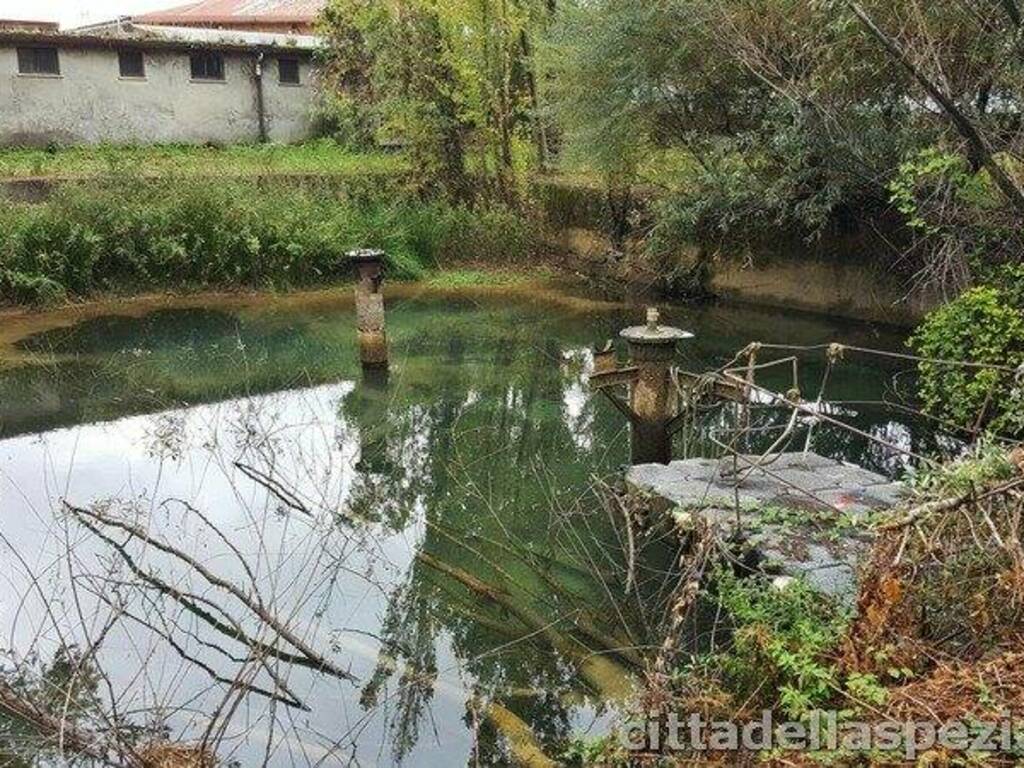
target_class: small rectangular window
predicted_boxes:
[278,57,300,85]
[190,52,224,81]
[17,47,60,75]
[118,50,145,78]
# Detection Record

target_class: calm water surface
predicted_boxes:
[0,287,944,765]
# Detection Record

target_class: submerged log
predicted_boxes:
[416,552,636,699]
[426,520,642,667]
[485,701,558,768]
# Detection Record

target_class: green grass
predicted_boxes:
[549,146,703,190]
[0,140,407,180]
[422,269,542,289]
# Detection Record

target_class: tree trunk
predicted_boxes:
[847,1,1024,217]
[519,30,550,171]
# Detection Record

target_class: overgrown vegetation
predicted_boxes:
[708,567,852,719]
[570,446,1024,766]
[318,0,552,202]
[0,180,531,305]
[910,269,1024,436]
[541,1,1024,292]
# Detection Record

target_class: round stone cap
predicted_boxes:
[620,307,693,344]
[347,248,387,264]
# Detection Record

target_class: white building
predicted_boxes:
[0,23,321,147]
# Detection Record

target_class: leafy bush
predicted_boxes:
[910,439,1018,497]
[0,180,532,305]
[711,567,850,718]
[887,147,1019,295]
[312,94,378,150]
[910,285,1024,435]
[530,178,610,231]
[419,204,532,266]
[889,148,992,235]
[0,270,66,306]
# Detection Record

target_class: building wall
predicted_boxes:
[0,45,317,147]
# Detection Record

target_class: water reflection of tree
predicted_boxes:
[339,336,630,763]
[359,565,440,764]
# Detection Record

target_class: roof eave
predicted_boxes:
[0,30,319,54]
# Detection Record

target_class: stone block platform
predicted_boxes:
[626,452,906,600]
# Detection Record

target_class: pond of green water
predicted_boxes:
[0,286,946,766]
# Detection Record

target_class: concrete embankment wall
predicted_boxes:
[706,253,938,326]
[534,178,940,326]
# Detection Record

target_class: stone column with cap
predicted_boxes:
[621,308,693,465]
[349,249,389,369]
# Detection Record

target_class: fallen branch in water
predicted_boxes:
[66,502,357,686]
[416,552,636,698]
[484,700,558,768]
[233,462,313,518]
[91,588,309,711]
[425,517,643,667]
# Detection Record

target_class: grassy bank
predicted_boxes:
[0,141,406,180]
[0,179,532,306]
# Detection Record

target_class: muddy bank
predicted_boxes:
[0,275,625,365]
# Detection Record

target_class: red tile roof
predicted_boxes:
[136,0,325,32]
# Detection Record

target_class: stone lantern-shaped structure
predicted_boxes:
[589,308,693,465]
[347,249,391,473]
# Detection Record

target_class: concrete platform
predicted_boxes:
[626,452,906,600]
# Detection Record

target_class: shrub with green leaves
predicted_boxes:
[910,285,1024,435]
[0,180,531,305]
[710,567,850,718]
[312,94,378,150]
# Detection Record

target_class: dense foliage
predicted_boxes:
[709,567,851,718]
[313,1,1024,295]
[318,0,553,200]
[910,274,1024,436]
[0,181,529,305]
[539,0,1024,292]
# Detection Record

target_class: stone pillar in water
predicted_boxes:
[349,249,389,370]
[621,308,692,465]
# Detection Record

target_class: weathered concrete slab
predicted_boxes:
[626,452,906,601]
